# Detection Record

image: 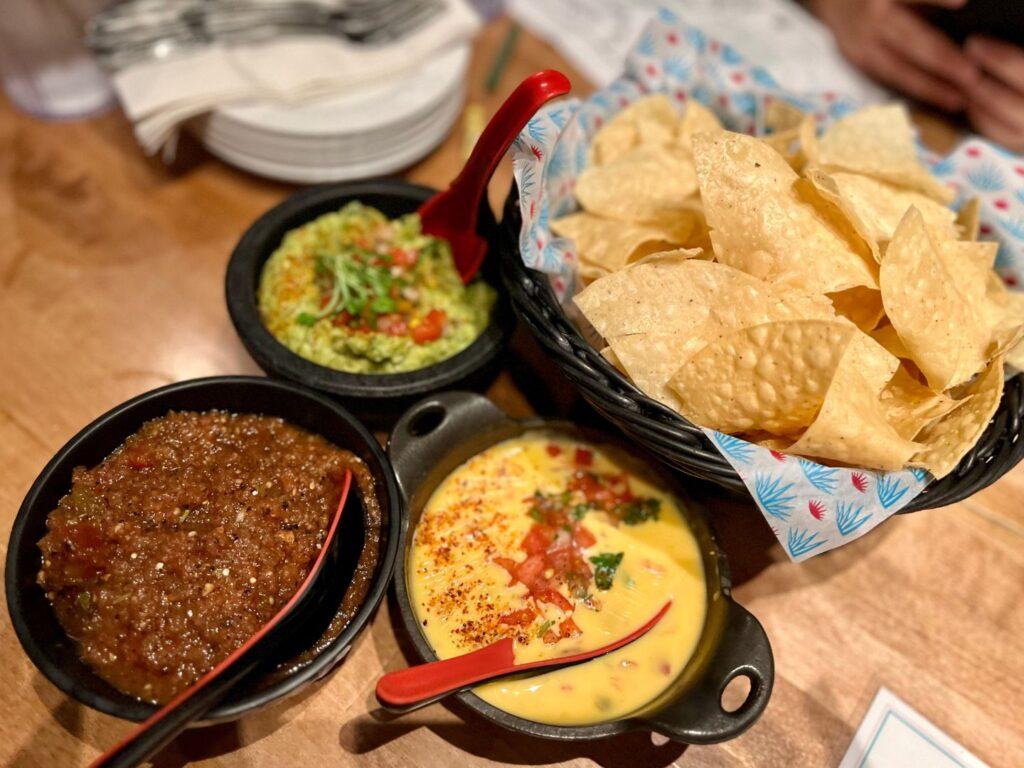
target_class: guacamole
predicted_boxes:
[258,202,496,374]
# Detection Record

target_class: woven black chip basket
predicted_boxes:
[497,184,1024,513]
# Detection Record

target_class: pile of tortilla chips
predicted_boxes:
[567,97,1024,478]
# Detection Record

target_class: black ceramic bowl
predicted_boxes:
[386,392,773,743]
[225,180,515,425]
[6,376,400,723]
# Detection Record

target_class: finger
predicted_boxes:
[861,44,966,112]
[969,74,1024,132]
[880,5,979,89]
[967,103,1024,152]
[966,36,1024,92]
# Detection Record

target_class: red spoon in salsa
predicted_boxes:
[376,600,671,712]
[90,470,353,768]
[418,69,571,283]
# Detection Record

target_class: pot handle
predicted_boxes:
[644,601,773,744]
[387,391,511,503]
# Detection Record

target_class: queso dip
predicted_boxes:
[408,432,707,725]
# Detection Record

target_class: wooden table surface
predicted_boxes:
[1,16,1021,768]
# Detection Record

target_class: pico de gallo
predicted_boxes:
[258,202,495,374]
[494,443,662,644]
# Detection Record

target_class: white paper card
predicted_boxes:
[840,688,989,768]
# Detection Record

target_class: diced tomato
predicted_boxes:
[574,447,593,466]
[494,556,518,585]
[515,554,547,586]
[376,313,408,337]
[545,444,562,457]
[391,248,418,268]
[331,311,353,327]
[558,617,581,639]
[572,524,596,549]
[499,607,536,627]
[522,524,556,555]
[319,293,332,309]
[542,589,573,612]
[410,309,446,345]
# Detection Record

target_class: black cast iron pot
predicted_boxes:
[6,376,401,723]
[386,391,774,743]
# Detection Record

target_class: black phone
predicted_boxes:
[924,0,1024,47]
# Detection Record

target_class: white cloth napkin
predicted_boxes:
[111,0,480,156]
[508,0,888,102]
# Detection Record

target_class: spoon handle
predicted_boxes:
[90,470,352,768]
[377,601,672,713]
[376,638,516,711]
[446,69,571,219]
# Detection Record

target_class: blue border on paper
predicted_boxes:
[858,710,969,768]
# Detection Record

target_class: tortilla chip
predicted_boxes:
[669,320,858,434]
[551,212,692,273]
[573,250,716,337]
[829,286,885,332]
[880,208,989,390]
[607,332,705,408]
[912,357,1005,479]
[813,104,955,203]
[692,131,878,294]
[579,258,836,406]
[870,323,911,360]
[588,94,681,166]
[806,168,958,254]
[630,94,682,146]
[600,345,626,374]
[880,365,958,440]
[574,254,829,338]
[589,119,638,166]
[956,197,981,240]
[787,357,921,471]
[576,145,699,224]
[1007,338,1024,371]
[676,100,723,157]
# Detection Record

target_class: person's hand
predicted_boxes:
[810,0,978,112]
[964,36,1024,152]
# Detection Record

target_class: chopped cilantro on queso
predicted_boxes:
[258,202,496,374]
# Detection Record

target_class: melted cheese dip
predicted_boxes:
[408,432,706,725]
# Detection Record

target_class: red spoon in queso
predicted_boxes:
[376,600,671,712]
[418,69,571,283]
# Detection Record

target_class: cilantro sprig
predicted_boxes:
[589,552,624,590]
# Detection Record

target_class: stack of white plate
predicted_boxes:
[191,45,469,184]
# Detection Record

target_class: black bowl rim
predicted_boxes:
[5,375,402,722]
[225,179,514,400]
[496,181,1024,513]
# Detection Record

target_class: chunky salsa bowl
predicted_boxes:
[386,391,773,743]
[6,376,401,723]
[225,180,515,425]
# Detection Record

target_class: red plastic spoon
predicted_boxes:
[376,600,671,712]
[90,470,353,768]
[419,69,571,283]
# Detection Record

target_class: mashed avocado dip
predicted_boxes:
[258,202,496,374]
